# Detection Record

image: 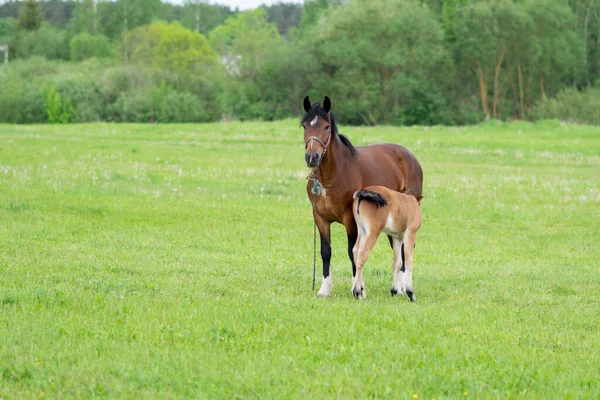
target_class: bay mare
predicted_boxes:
[302,96,423,297]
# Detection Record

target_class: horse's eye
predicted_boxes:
[324,125,330,131]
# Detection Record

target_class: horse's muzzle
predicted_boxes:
[305,152,322,168]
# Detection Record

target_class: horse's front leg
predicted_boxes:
[315,216,332,297]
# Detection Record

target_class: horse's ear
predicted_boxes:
[323,96,331,113]
[303,96,311,112]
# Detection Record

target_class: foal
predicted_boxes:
[351,186,422,301]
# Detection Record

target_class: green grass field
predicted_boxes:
[1,120,599,398]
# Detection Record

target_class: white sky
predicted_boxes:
[166,0,301,11]
[0,0,301,12]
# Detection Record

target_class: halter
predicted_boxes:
[304,128,332,156]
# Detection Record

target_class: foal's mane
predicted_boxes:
[301,103,357,156]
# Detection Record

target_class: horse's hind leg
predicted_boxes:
[390,238,404,296]
[402,230,417,302]
[352,233,377,300]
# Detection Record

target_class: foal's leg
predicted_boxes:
[315,217,333,297]
[344,214,359,291]
[352,234,378,300]
[347,227,358,288]
[400,243,406,277]
[351,231,361,295]
[402,230,417,302]
[390,238,404,296]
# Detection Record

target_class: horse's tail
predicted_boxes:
[354,189,388,216]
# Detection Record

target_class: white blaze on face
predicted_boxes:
[310,116,318,126]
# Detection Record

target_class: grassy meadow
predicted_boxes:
[0,120,599,398]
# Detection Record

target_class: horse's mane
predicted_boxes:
[301,103,357,156]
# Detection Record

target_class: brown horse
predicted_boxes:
[303,96,423,297]
[352,186,422,301]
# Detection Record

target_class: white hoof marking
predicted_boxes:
[316,276,332,297]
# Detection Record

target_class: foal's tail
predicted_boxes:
[354,189,387,216]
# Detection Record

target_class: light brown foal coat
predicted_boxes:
[351,186,422,301]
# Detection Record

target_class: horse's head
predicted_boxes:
[302,95,332,168]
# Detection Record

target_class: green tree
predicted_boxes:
[455,1,531,119]
[455,0,579,120]
[67,0,96,36]
[70,32,113,61]
[18,0,42,31]
[567,0,600,87]
[42,0,78,29]
[297,0,330,37]
[440,0,469,42]
[10,23,69,60]
[209,9,282,77]
[208,9,282,119]
[0,17,17,45]
[176,2,236,36]
[262,3,302,37]
[253,41,319,119]
[124,21,218,78]
[302,0,453,125]
[102,0,165,40]
[524,0,579,107]
[494,0,537,119]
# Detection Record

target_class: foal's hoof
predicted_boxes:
[406,290,416,302]
[390,287,399,297]
[352,286,366,300]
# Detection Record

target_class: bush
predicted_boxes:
[0,54,220,124]
[0,64,47,123]
[530,88,600,125]
[0,58,115,124]
[0,69,26,123]
[10,24,68,60]
[0,18,17,46]
[109,89,157,122]
[20,83,47,123]
[158,91,208,123]
[43,84,73,123]
[55,76,105,122]
[5,56,62,79]
[109,85,209,123]
[70,33,114,61]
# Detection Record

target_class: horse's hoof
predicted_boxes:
[406,290,416,302]
[390,287,398,297]
[316,276,332,297]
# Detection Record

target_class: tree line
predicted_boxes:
[1,0,599,125]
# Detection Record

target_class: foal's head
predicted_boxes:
[302,96,333,168]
